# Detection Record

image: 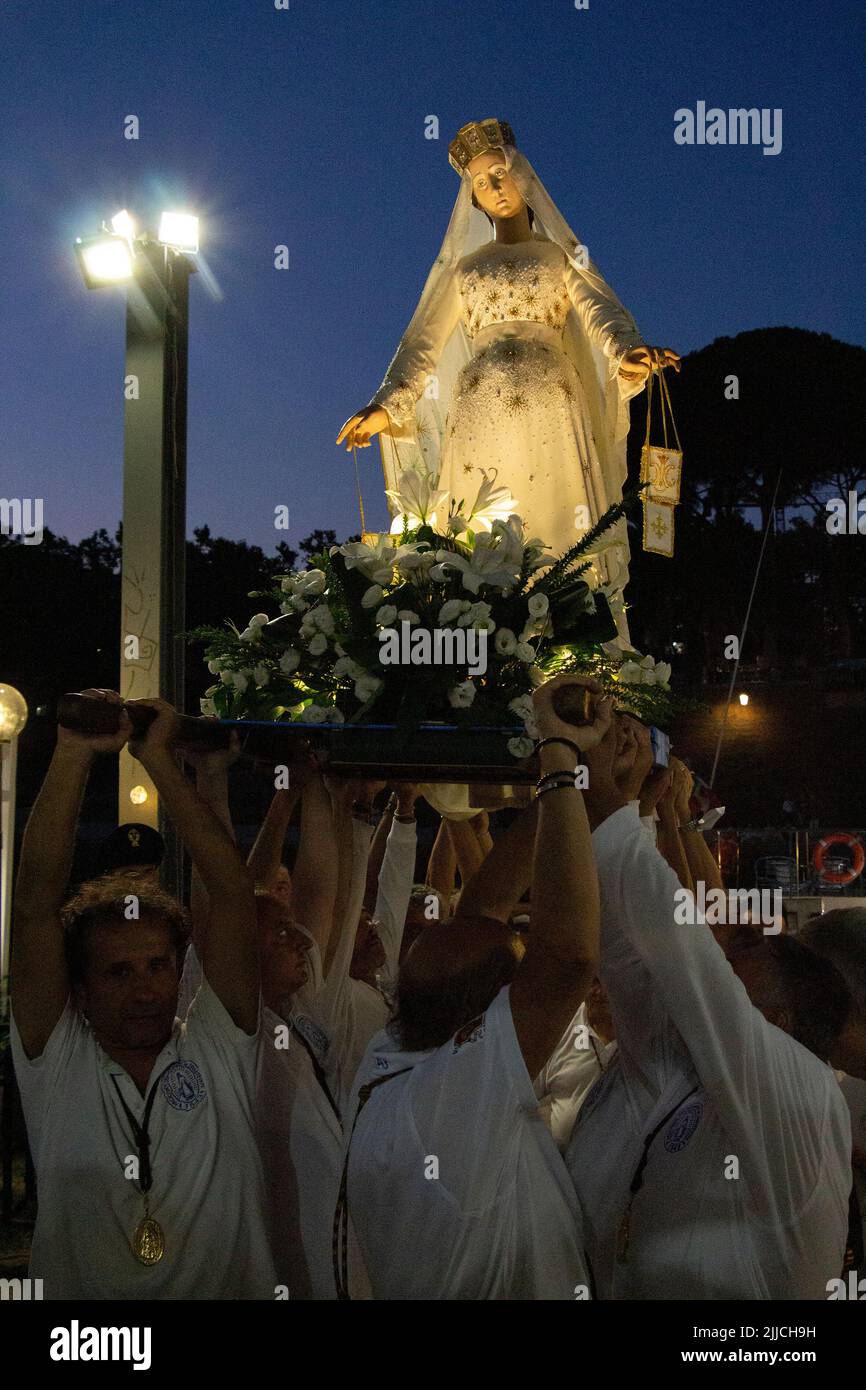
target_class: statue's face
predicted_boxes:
[467,149,525,219]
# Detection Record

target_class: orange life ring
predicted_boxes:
[813,833,865,885]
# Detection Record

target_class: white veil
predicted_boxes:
[378,141,637,594]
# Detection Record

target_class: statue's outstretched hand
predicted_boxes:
[619,346,681,383]
[336,405,390,451]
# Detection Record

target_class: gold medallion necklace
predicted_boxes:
[111,1062,174,1266]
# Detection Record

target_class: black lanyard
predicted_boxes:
[617,1084,700,1265]
[111,1062,174,1195]
[291,1024,342,1127]
[333,1067,411,1301]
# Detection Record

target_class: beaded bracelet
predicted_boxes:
[535,780,580,800]
[536,768,576,790]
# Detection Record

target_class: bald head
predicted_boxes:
[394,913,522,1053]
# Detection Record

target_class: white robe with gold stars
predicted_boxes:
[371,233,645,572]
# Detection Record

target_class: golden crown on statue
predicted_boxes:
[448,118,516,173]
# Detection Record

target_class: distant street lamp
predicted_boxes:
[0,684,28,1015]
[738,692,750,707]
[74,209,199,897]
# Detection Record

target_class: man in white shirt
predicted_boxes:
[11,690,275,1300]
[566,715,853,1300]
[344,674,611,1300]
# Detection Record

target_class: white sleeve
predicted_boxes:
[563,254,645,401]
[592,801,848,1223]
[307,819,374,1082]
[591,805,682,1102]
[369,273,462,425]
[373,817,416,987]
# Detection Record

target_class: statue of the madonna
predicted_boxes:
[337,118,680,628]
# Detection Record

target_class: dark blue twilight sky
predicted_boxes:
[1,0,864,551]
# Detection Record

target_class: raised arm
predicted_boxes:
[372,786,419,983]
[456,803,538,924]
[510,675,611,1079]
[289,771,340,955]
[128,699,258,1034]
[11,689,131,1058]
[247,762,309,891]
[670,757,723,895]
[180,730,242,950]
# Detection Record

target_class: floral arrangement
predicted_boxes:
[190,472,676,758]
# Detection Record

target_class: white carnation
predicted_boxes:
[308,632,328,656]
[207,658,222,675]
[232,671,249,693]
[252,665,270,687]
[220,670,234,685]
[279,648,301,674]
[355,674,384,702]
[508,736,535,759]
[438,599,463,624]
[302,704,330,724]
[447,680,476,708]
[199,698,216,716]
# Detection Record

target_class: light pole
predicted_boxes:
[75,211,198,898]
[0,684,28,1017]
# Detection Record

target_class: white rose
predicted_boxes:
[290,596,310,612]
[308,632,328,656]
[310,605,335,634]
[508,736,535,759]
[527,593,549,618]
[220,670,234,685]
[232,671,249,693]
[252,665,270,686]
[439,599,463,623]
[207,658,222,675]
[654,661,672,689]
[376,604,398,627]
[298,569,326,596]
[495,628,518,656]
[280,576,294,593]
[397,609,420,624]
[279,648,301,675]
[199,698,216,716]
[617,660,643,683]
[362,584,385,609]
[447,680,476,708]
[355,674,384,702]
[516,642,536,662]
[302,704,330,724]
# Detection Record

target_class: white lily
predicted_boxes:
[385,468,450,529]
